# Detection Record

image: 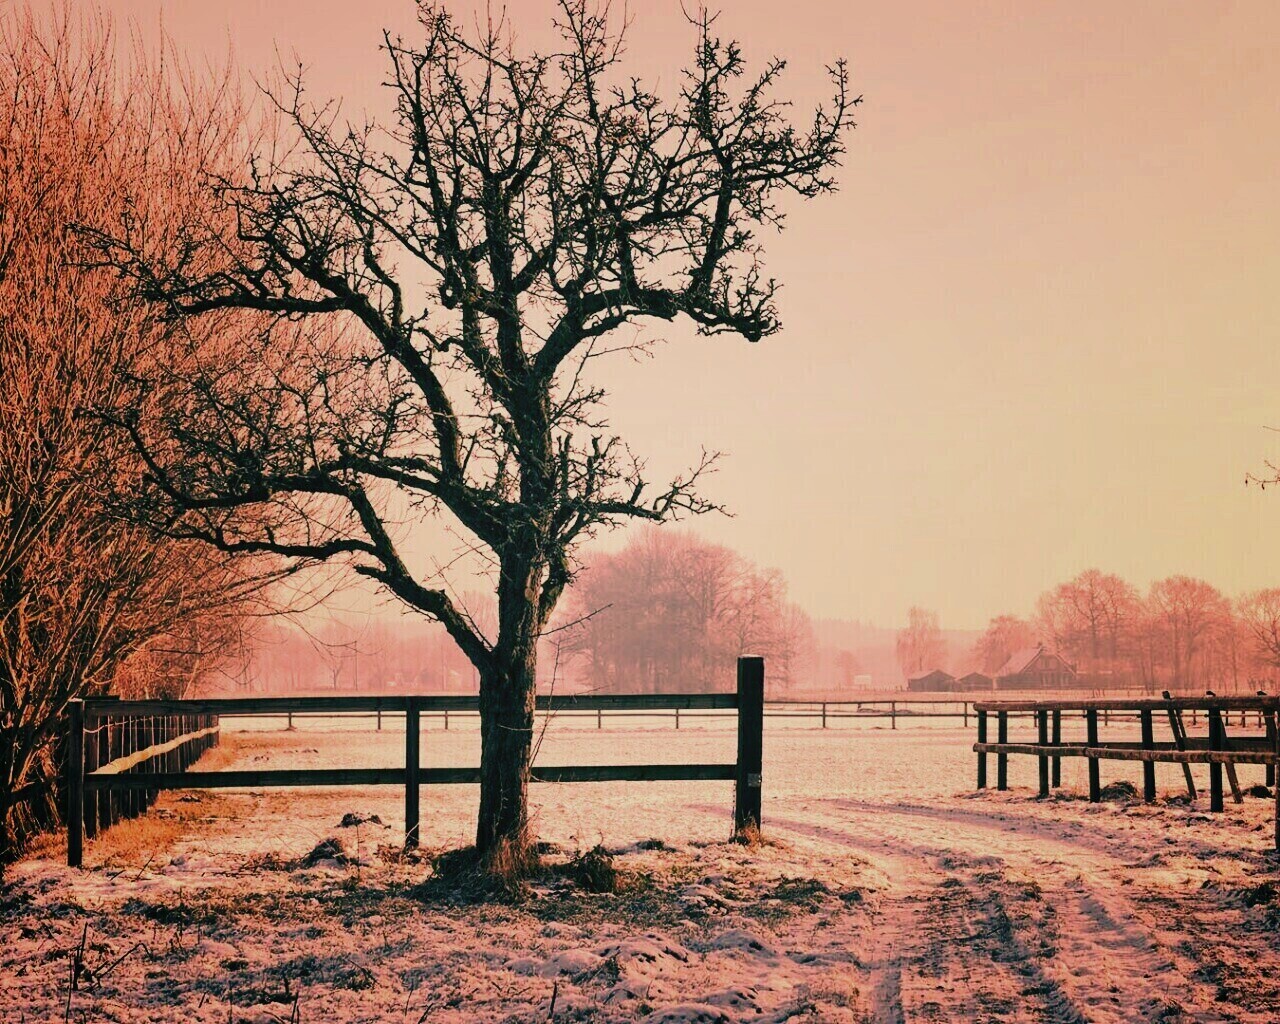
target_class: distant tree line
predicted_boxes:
[943,569,1280,692]
[557,529,813,693]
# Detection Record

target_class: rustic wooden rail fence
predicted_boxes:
[64,658,766,868]
[972,695,1280,850]
[64,700,220,868]
[252,696,1280,734]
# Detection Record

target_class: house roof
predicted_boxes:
[994,646,1047,677]
[907,669,954,682]
[956,671,992,681]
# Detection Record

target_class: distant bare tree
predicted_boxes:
[834,649,862,688]
[1146,575,1232,689]
[98,2,856,867]
[562,528,812,692]
[1237,589,1280,676]
[1035,569,1140,676]
[973,615,1035,674]
[895,607,945,678]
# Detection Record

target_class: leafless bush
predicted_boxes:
[0,3,270,863]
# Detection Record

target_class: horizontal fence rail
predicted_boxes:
[971,695,1280,851]
[64,658,766,867]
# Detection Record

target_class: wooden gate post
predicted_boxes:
[1037,710,1049,798]
[1051,709,1062,788]
[405,697,421,848]
[1273,723,1279,852]
[1086,709,1100,802]
[996,711,1008,791]
[1267,709,1278,788]
[66,701,84,868]
[1140,709,1156,803]
[83,716,98,841]
[976,709,987,789]
[734,656,764,837]
[1208,707,1224,813]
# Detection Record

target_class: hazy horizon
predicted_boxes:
[102,0,1280,629]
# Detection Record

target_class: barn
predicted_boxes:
[994,646,1076,691]
[954,671,994,691]
[906,669,956,692]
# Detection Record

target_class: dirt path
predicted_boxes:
[767,799,1271,1024]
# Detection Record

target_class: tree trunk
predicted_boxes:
[476,647,537,863]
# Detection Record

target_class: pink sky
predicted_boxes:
[101,0,1280,628]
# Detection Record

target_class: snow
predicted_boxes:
[2,713,1278,1021]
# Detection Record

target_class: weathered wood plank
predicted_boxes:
[734,657,765,835]
[974,696,1280,713]
[86,763,739,791]
[90,726,219,775]
[974,743,1090,757]
[84,693,740,719]
[1082,748,1279,765]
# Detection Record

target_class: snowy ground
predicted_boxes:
[3,713,1279,1022]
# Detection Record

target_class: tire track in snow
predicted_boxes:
[765,813,1075,1023]
[763,802,1262,1023]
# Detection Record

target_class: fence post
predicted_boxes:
[83,715,98,841]
[1208,707,1224,813]
[1140,709,1156,803]
[964,702,969,728]
[125,715,138,819]
[1051,709,1062,788]
[734,656,764,837]
[66,701,84,868]
[821,702,827,730]
[891,701,897,730]
[597,707,603,730]
[997,711,1008,791]
[976,709,987,789]
[1086,709,1100,802]
[105,716,118,826]
[675,707,680,730]
[1274,722,1279,853]
[1037,709,1049,798]
[405,697,421,848]
[1267,709,1277,788]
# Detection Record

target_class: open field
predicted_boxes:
[4,717,1279,1023]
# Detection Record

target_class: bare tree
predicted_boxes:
[562,528,812,693]
[0,4,266,861]
[98,2,856,867]
[1236,589,1280,681]
[1146,575,1232,690]
[895,607,945,679]
[1035,569,1140,676]
[973,615,1035,674]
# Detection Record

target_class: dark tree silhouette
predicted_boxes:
[101,1,857,869]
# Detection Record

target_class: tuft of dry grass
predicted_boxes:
[82,791,238,872]
[731,822,766,847]
[562,845,618,894]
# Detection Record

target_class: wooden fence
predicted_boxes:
[268,697,976,733]
[972,695,1280,849]
[64,658,765,867]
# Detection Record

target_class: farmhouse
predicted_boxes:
[954,671,994,691]
[994,646,1076,690]
[906,669,955,692]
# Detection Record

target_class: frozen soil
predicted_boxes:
[3,717,1279,1022]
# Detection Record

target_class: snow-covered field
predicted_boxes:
[3,714,1279,1022]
